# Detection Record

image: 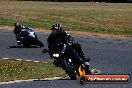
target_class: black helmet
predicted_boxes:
[51,24,62,31]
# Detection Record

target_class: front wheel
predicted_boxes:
[61,59,78,80]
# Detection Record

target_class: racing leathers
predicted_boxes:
[13,25,28,43]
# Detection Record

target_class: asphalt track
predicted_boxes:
[0,29,132,88]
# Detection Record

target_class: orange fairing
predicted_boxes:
[78,66,86,76]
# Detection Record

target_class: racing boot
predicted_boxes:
[81,62,91,75]
[17,40,21,45]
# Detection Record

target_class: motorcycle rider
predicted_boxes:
[47,23,91,74]
[13,22,27,44]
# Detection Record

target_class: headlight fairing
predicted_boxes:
[53,53,60,57]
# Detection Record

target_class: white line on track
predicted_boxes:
[0,77,64,85]
[2,58,9,60]
[1,58,50,63]
[25,60,32,62]
[33,61,40,63]
[16,59,23,61]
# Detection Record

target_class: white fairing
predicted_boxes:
[28,32,35,38]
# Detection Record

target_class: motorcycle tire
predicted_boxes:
[61,59,78,80]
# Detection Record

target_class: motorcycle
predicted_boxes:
[42,43,91,80]
[15,28,44,47]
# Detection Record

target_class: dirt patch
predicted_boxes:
[0,26,132,38]
[0,26,14,31]
[0,26,50,32]
[68,31,132,38]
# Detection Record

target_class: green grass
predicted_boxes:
[0,1,132,35]
[0,59,66,82]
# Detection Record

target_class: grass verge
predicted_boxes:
[0,1,132,35]
[0,58,66,82]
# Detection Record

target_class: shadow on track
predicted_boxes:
[9,45,41,48]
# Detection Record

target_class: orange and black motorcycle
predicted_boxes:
[43,43,91,80]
